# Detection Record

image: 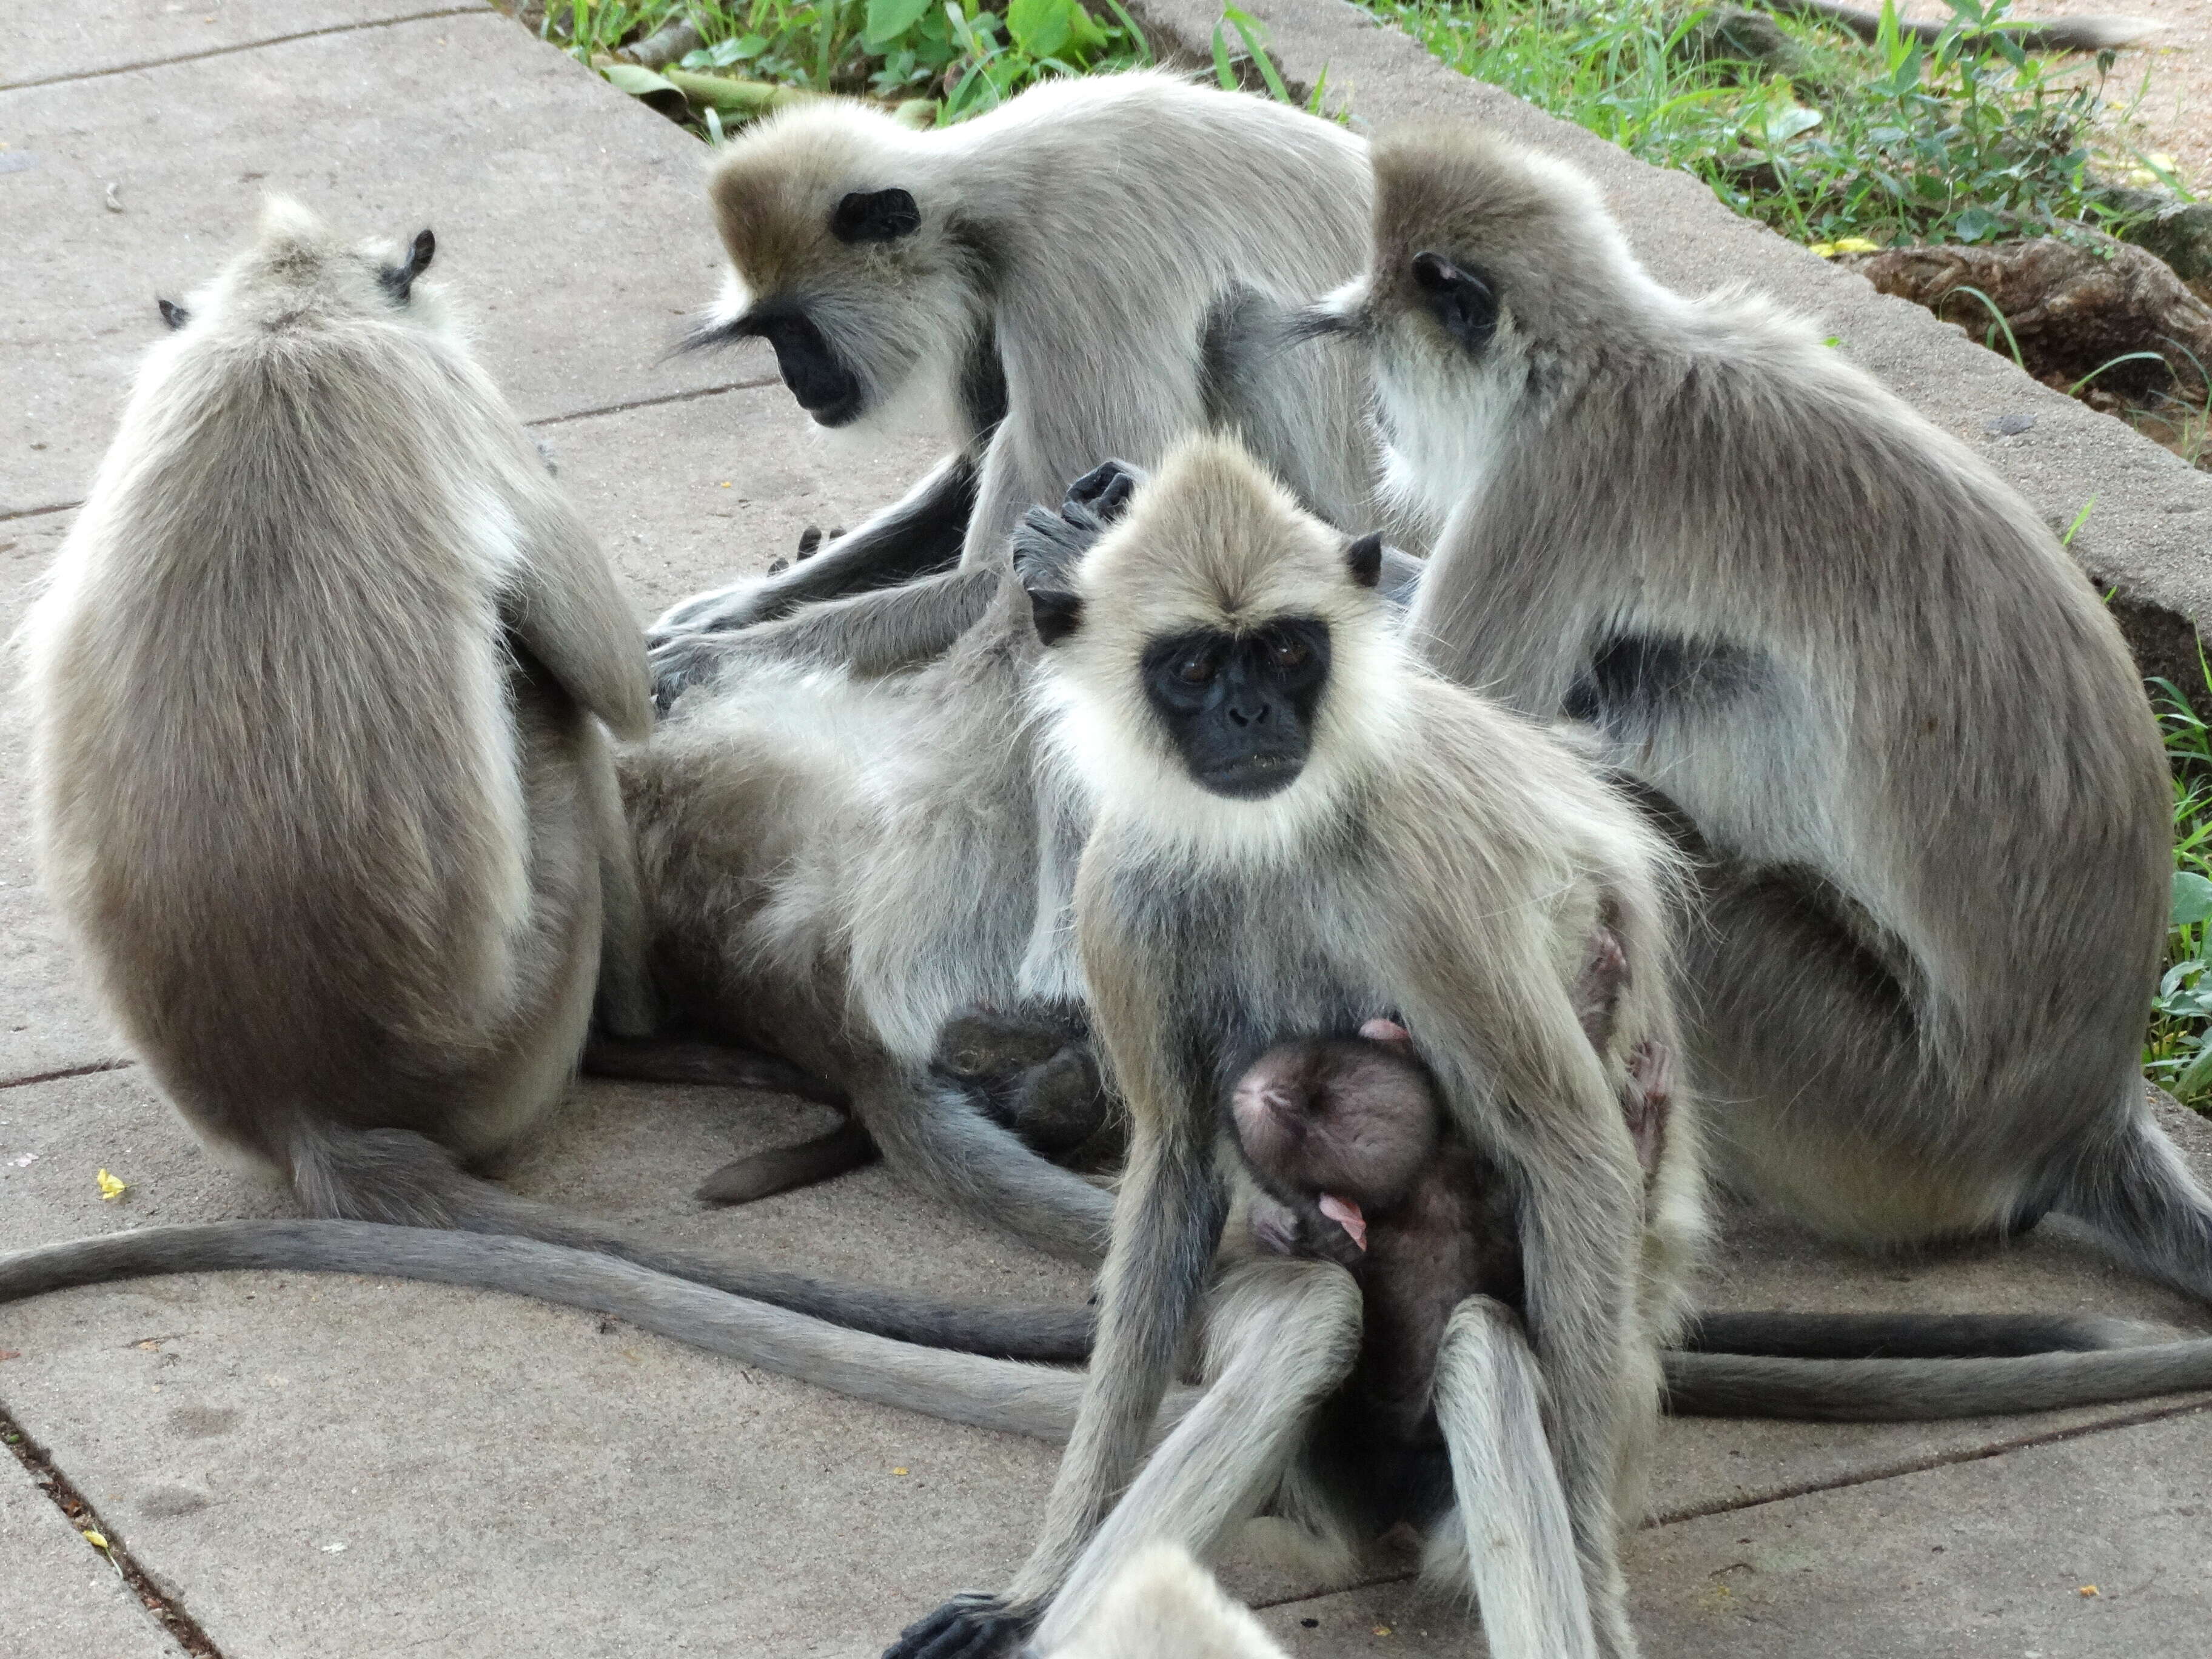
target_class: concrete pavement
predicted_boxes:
[2,4,2209,1656]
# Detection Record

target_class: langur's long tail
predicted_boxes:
[2053,1107,2212,1308]
[1664,1338,2212,1419]
[287,1125,1095,1362]
[0,1223,1143,1440]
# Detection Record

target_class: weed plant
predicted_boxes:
[1370,0,2143,249]
[2148,658,2212,1109]
[542,0,1151,120]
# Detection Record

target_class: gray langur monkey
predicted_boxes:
[623,465,1147,1261]
[886,436,1707,1659]
[644,70,1392,701]
[1299,130,2212,1384]
[8,199,1090,1364]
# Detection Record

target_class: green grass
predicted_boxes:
[1365,0,2157,249]
[2148,660,2212,1108]
[538,0,1153,125]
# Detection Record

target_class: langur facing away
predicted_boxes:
[10,200,1090,1363]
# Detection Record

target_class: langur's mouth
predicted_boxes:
[1196,753,1305,799]
[1318,1193,1367,1251]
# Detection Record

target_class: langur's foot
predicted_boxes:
[885,1594,1032,1659]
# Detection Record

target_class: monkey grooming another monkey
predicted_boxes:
[890,437,1706,1659]
[646,70,1395,699]
[1303,129,2212,1357]
[12,201,1091,1362]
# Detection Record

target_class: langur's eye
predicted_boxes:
[1267,635,1309,671]
[1176,649,1218,686]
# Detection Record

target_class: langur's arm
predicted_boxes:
[508,491,654,741]
[650,566,997,706]
[1433,1296,1600,1659]
[884,997,1227,1657]
[1026,1256,1362,1651]
[649,450,977,639]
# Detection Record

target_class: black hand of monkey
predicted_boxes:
[648,629,735,717]
[885,1593,1032,1659]
[1010,460,1148,592]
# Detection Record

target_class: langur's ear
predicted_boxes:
[1346,532,1384,589]
[381,228,435,302]
[831,187,921,244]
[1024,583,1084,646]
[158,298,190,330]
[1410,250,1497,354]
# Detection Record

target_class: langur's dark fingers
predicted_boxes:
[1065,458,1144,515]
[695,1119,880,1205]
[766,557,790,575]
[828,525,845,540]
[797,525,823,557]
[887,1594,1018,1659]
[581,1035,849,1106]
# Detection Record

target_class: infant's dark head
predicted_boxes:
[1230,1020,1440,1214]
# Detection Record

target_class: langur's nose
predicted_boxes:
[1228,700,1270,727]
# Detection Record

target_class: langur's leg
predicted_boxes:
[856,1069,1118,1263]
[696,1117,880,1205]
[582,1033,848,1105]
[896,1257,1361,1659]
[1430,1297,1602,1659]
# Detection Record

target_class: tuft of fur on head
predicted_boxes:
[1040,1543,1290,1659]
[1349,129,1679,535]
[1033,435,1409,866]
[695,98,984,435]
[172,195,454,344]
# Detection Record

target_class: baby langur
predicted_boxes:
[10,200,1088,1365]
[888,438,1704,1659]
[646,70,1389,700]
[1304,130,2212,1400]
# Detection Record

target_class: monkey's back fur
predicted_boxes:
[22,201,649,1196]
[1370,130,2181,1270]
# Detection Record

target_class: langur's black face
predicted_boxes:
[1141,619,1332,799]
[745,306,865,425]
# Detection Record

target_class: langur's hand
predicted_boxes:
[883,1592,1032,1659]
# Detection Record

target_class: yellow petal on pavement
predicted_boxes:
[96,1169,127,1202]
[82,1530,109,1549]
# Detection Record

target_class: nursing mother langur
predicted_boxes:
[1307,129,2209,1327]
[888,438,1706,1659]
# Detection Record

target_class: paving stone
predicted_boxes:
[0,8,770,515]
[0,1451,183,1659]
[4,0,457,91]
[1252,1407,2212,1658]
[3,1062,2207,1654]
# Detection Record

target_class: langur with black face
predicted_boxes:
[1300,129,2212,1389]
[645,70,1392,701]
[886,437,1706,1659]
[4,200,1098,1366]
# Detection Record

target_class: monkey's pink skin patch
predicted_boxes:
[1318,1194,1367,1251]
[1359,1018,1411,1046]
